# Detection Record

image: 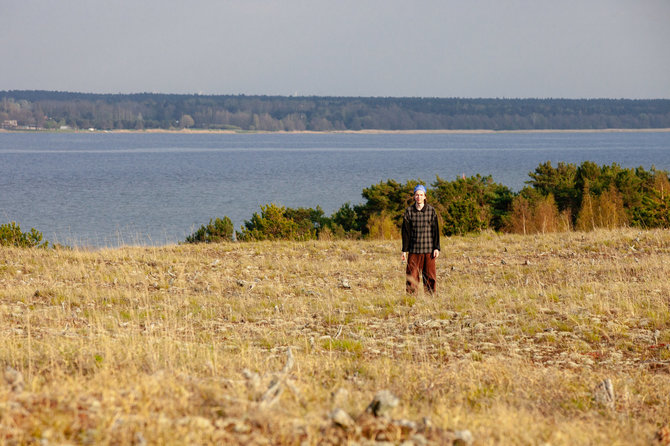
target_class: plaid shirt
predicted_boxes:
[401,203,440,253]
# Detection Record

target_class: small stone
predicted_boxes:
[593,378,615,409]
[242,369,262,398]
[4,366,24,393]
[331,387,349,407]
[410,434,428,446]
[473,323,486,332]
[421,417,432,430]
[394,418,418,431]
[453,429,474,445]
[134,432,147,446]
[365,390,399,417]
[330,408,355,429]
[340,279,351,289]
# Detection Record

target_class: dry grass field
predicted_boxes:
[1,228,669,445]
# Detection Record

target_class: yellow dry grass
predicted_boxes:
[1,228,669,445]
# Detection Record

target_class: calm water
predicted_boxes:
[1,131,669,247]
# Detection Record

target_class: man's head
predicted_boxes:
[413,184,426,206]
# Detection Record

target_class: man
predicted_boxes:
[401,184,440,295]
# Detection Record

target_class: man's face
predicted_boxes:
[414,190,426,206]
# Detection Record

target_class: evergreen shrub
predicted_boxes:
[0,222,49,248]
[185,217,234,243]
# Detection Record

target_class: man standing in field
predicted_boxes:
[401,184,440,295]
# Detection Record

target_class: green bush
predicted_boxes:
[431,175,513,235]
[284,205,329,238]
[527,161,579,214]
[186,161,670,244]
[351,176,512,237]
[185,217,234,243]
[0,222,49,248]
[528,161,670,230]
[330,202,359,232]
[355,179,420,234]
[237,203,315,241]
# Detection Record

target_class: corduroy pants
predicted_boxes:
[406,252,436,295]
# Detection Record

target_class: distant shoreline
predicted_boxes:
[2,128,670,135]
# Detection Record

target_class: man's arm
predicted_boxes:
[401,209,410,259]
[431,208,440,258]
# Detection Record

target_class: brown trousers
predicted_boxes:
[406,252,436,295]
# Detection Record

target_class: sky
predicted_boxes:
[1,0,669,99]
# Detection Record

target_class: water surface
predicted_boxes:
[1,131,668,246]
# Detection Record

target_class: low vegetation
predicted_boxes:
[0,221,48,248]
[187,161,670,243]
[1,229,669,444]
[184,217,234,244]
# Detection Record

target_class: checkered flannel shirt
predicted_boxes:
[401,203,441,254]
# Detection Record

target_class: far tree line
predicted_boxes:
[2,90,670,131]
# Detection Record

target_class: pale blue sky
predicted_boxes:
[1,0,669,98]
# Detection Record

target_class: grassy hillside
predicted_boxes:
[1,229,669,444]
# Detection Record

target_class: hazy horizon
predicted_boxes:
[1,1,669,99]
[4,90,670,101]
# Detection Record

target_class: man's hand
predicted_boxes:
[433,249,440,259]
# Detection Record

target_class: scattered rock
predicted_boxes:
[322,389,471,445]
[236,279,256,290]
[365,390,399,417]
[331,387,349,407]
[410,433,429,445]
[421,417,432,430]
[330,408,355,429]
[216,418,251,434]
[242,369,262,399]
[242,348,297,409]
[593,378,615,409]
[340,279,351,289]
[4,366,24,393]
[134,432,147,446]
[453,429,474,445]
